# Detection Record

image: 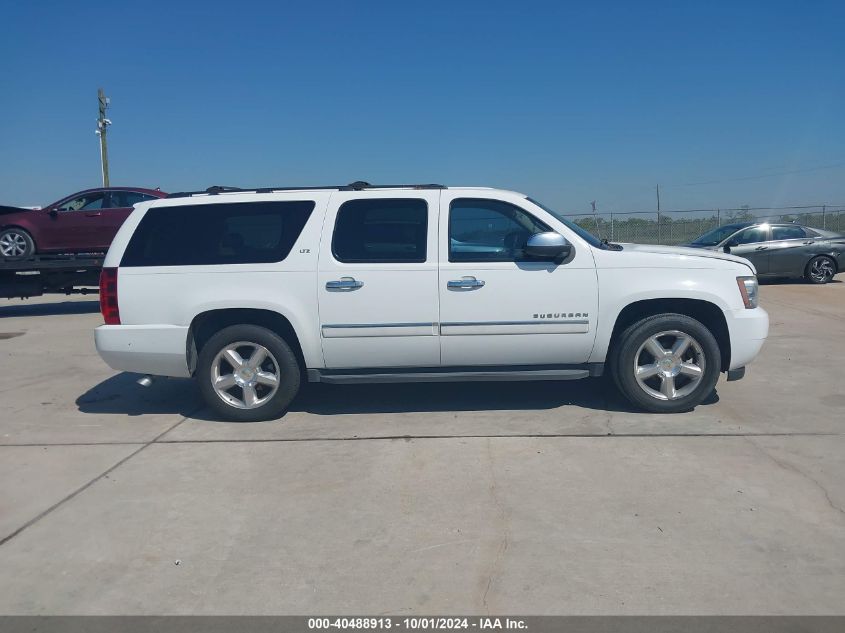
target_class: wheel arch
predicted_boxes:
[0,224,36,239]
[608,298,731,372]
[806,253,839,274]
[187,308,306,377]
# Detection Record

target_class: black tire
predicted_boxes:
[804,255,836,284]
[0,227,36,259]
[197,324,301,422]
[609,313,721,413]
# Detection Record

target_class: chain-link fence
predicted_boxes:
[564,205,845,245]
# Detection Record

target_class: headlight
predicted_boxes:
[736,276,758,309]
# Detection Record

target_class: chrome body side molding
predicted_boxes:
[320,320,591,338]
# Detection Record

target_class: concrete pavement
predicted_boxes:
[0,281,843,614]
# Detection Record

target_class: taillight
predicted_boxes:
[99,267,120,325]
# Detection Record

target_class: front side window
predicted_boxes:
[731,226,769,245]
[691,223,751,246]
[332,198,428,263]
[449,198,550,262]
[57,192,106,212]
[121,200,314,266]
[772,225,806,240]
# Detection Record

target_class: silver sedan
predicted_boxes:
[684,222,844,284]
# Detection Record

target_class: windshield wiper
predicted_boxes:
[601,238,623,251]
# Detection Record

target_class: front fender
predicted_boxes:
[589,267,742,363]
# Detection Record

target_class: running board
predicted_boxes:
[307,365,601,384]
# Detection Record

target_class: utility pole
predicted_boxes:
[96,88,112,187]
[590,200,601,238]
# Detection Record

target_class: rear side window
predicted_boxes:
[121,201,314,266]
[772,226,806,240]
[111,191,158,208]
[332,198,428,263]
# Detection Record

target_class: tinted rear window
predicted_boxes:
[121,201,314,266]
[772,225,806,240]
[332,198,428,263]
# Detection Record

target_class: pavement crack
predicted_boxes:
[0,410,197,548]
[744,437,845,518]
[480,438,510,615]
[3,431,842,447]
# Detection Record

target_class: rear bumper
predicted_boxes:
[725,306,769,370]
[94,325,191,378]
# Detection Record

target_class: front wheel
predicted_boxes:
[610,313,721,413]
[805,255,836,284]
[0,228,35,259]
[197,324,301,421]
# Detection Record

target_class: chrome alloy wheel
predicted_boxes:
[633,330,705,401]
[0,231,28,257]
[809,257,835,283]
[211,341,280,409]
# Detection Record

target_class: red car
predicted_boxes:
[0,187,167,258]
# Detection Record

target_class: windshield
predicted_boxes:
[526,197,605,248]
[691,223,749,246]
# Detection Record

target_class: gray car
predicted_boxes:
[684,222,845,284]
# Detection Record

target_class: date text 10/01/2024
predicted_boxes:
[307,617,528,630]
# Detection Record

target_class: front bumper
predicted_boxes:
[725,306,769,370]
[95,325,191,378]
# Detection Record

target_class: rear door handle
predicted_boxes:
[447,277,485,289]
[326,277,364,291]
[754,246,768,251]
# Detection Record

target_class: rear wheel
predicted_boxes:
[805,255,836,284]
[197,324,301,421]
[0,228,35,258]
[610,313,721,413]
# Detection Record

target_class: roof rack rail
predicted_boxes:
[341,182,446,191]
[166,181,446,199]
[205,185,245,194]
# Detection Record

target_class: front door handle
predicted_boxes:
[326,277,364,291]
[754,246,768,251]
[85,212,102,217]
[447,277,485,289]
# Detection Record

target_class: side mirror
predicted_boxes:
[723,245,731,254]
[48,208,58,217]
[524,232,571,260]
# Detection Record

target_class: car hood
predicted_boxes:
[619,242,755,269]
[0,204,32,217]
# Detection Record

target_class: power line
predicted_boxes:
[677,161,845,187]
[562,203,845,218]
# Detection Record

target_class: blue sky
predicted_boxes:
[2,0,844,213]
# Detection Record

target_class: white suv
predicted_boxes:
[95,182,768,421]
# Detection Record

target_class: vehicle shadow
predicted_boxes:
[76,372,204,418]
[0,299,100,318]
[759,277,841,285]
[76,371,720,421]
